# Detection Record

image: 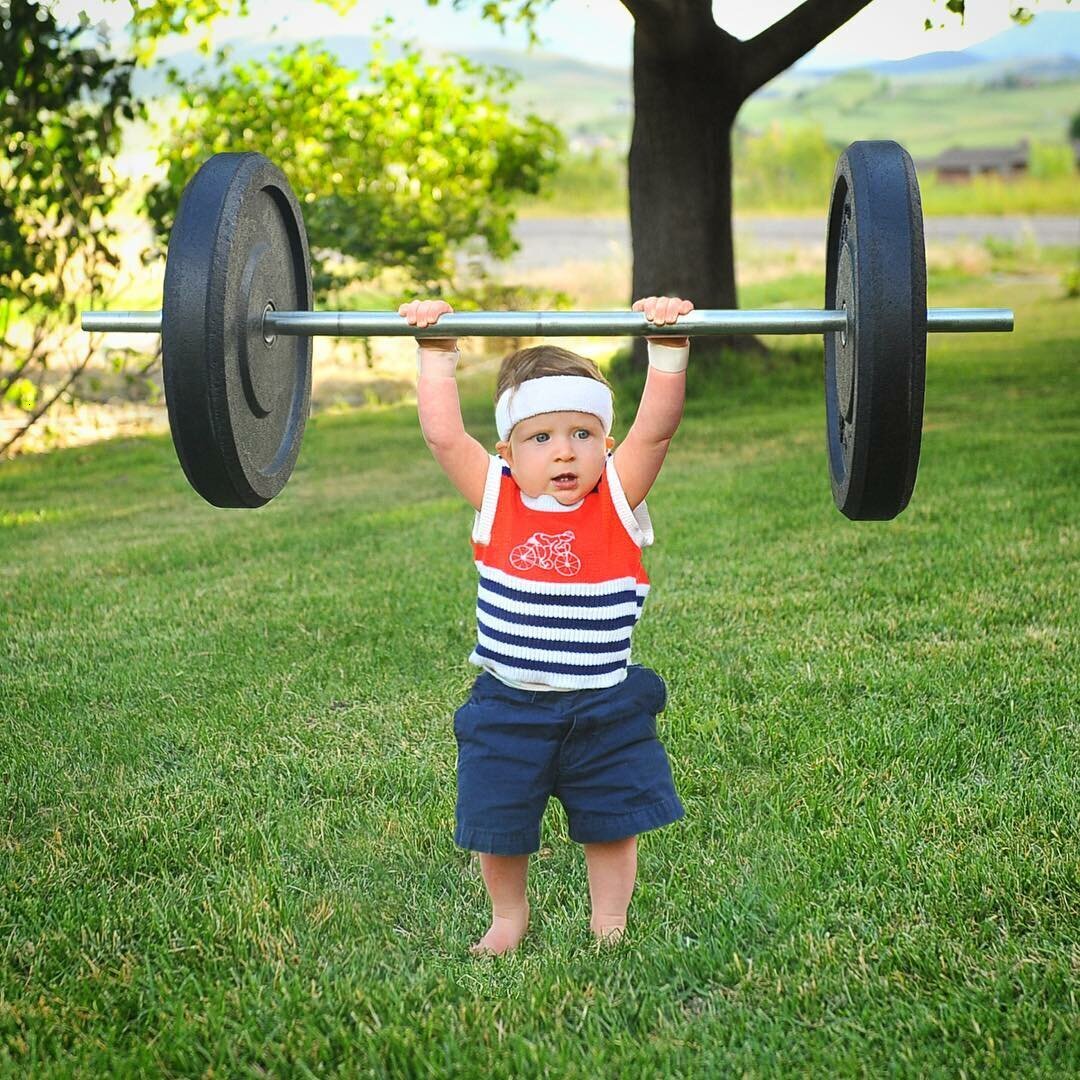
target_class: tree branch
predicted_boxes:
[0,343,94,458]
[1,350,38,391]
[737,0,874,100]
[619,0,672,22]
[620,0,712,31]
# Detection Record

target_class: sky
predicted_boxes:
[62,0,1078,69]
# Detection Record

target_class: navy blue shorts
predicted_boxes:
[453,663,685,856]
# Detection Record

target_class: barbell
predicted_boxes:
[81,141,1013,519]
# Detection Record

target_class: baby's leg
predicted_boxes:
[470,852,531,956]
[583,835,637,942]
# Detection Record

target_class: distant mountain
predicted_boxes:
[900,10,1080,78]
[136,36,631,131]
[866,51,984,77]
[135,34,379,97]
[796,10,1079,77]
[134,11,1079,156]
[969,10,1080,61]
[140,8,1080,97]
[856,50,1080,82]
[136,35,633,140]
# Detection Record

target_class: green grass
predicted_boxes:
[904,173,1078,216]
[517,69,1080,217]
[739,71,1080,158]
[520,146,1080,218]
[1,269,1078,1075]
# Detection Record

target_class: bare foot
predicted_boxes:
[469,903,530,956]
[590,916,627,945]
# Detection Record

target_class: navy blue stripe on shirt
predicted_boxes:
[477,619,631,655]
[473,644,628,677]
[477,597,639,632]
[479,575,642,609]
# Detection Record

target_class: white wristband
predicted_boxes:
[646,340,690,373]
[416,346,460,378]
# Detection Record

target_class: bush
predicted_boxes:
[733,124,840,212]
[1029,141,1076,181]
[148,37,563,295]
[1063,266,1080,300]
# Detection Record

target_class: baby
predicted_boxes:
[401,294,693,956]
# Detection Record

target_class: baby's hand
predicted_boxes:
[398,299,457,352]
[633,296,693,348]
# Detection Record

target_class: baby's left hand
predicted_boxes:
[633,296,693,348]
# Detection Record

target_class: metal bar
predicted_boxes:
[82,310,164,334]
[926,308,1014,333]
[265,309,851,337]
[81,306,1015,337]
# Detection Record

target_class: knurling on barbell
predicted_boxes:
[81,143,1014,518]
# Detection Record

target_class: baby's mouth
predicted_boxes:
[552,473,578,488]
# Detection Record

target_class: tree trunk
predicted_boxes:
[622,0,876,371]
[627,16,747,369]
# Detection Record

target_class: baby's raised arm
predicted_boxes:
[611,295,692,509]
[402,300,489,511]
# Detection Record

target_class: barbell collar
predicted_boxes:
[81,307,1014,338]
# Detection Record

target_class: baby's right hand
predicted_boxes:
[398,299,457,352]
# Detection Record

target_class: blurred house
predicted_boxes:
[919,139,1080,182]
[921,140,1031,183]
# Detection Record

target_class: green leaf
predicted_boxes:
[148,30,562,292]
[4,377,38,412]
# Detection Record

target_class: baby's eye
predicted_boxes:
[574,429,591,440]
[533,432,549,443]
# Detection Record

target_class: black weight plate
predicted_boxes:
[824,141,927,520]
[162,153,312,508]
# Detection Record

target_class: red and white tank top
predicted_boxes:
[469,452,654,691]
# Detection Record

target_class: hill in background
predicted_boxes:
[135,11,1079,158]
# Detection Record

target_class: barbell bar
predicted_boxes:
[77,142,1016,519]
[81,307,1014,338]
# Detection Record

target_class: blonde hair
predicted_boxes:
[494,346,614,428]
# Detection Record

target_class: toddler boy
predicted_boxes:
[402,295,692,955]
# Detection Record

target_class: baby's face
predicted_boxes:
[497,410,615,504]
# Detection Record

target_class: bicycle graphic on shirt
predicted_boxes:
[509,530,581,577]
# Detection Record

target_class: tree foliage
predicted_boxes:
[146,39,562,294]
[121,0,359,59]
[0,0,135,450]
[0,0,558,451]
[0,2,133,304]
[2,0,1072,454]
[922,0,1065,28]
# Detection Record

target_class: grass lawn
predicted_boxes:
[1,267,1077,1076]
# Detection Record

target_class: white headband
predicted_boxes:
[495,376,613,442]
